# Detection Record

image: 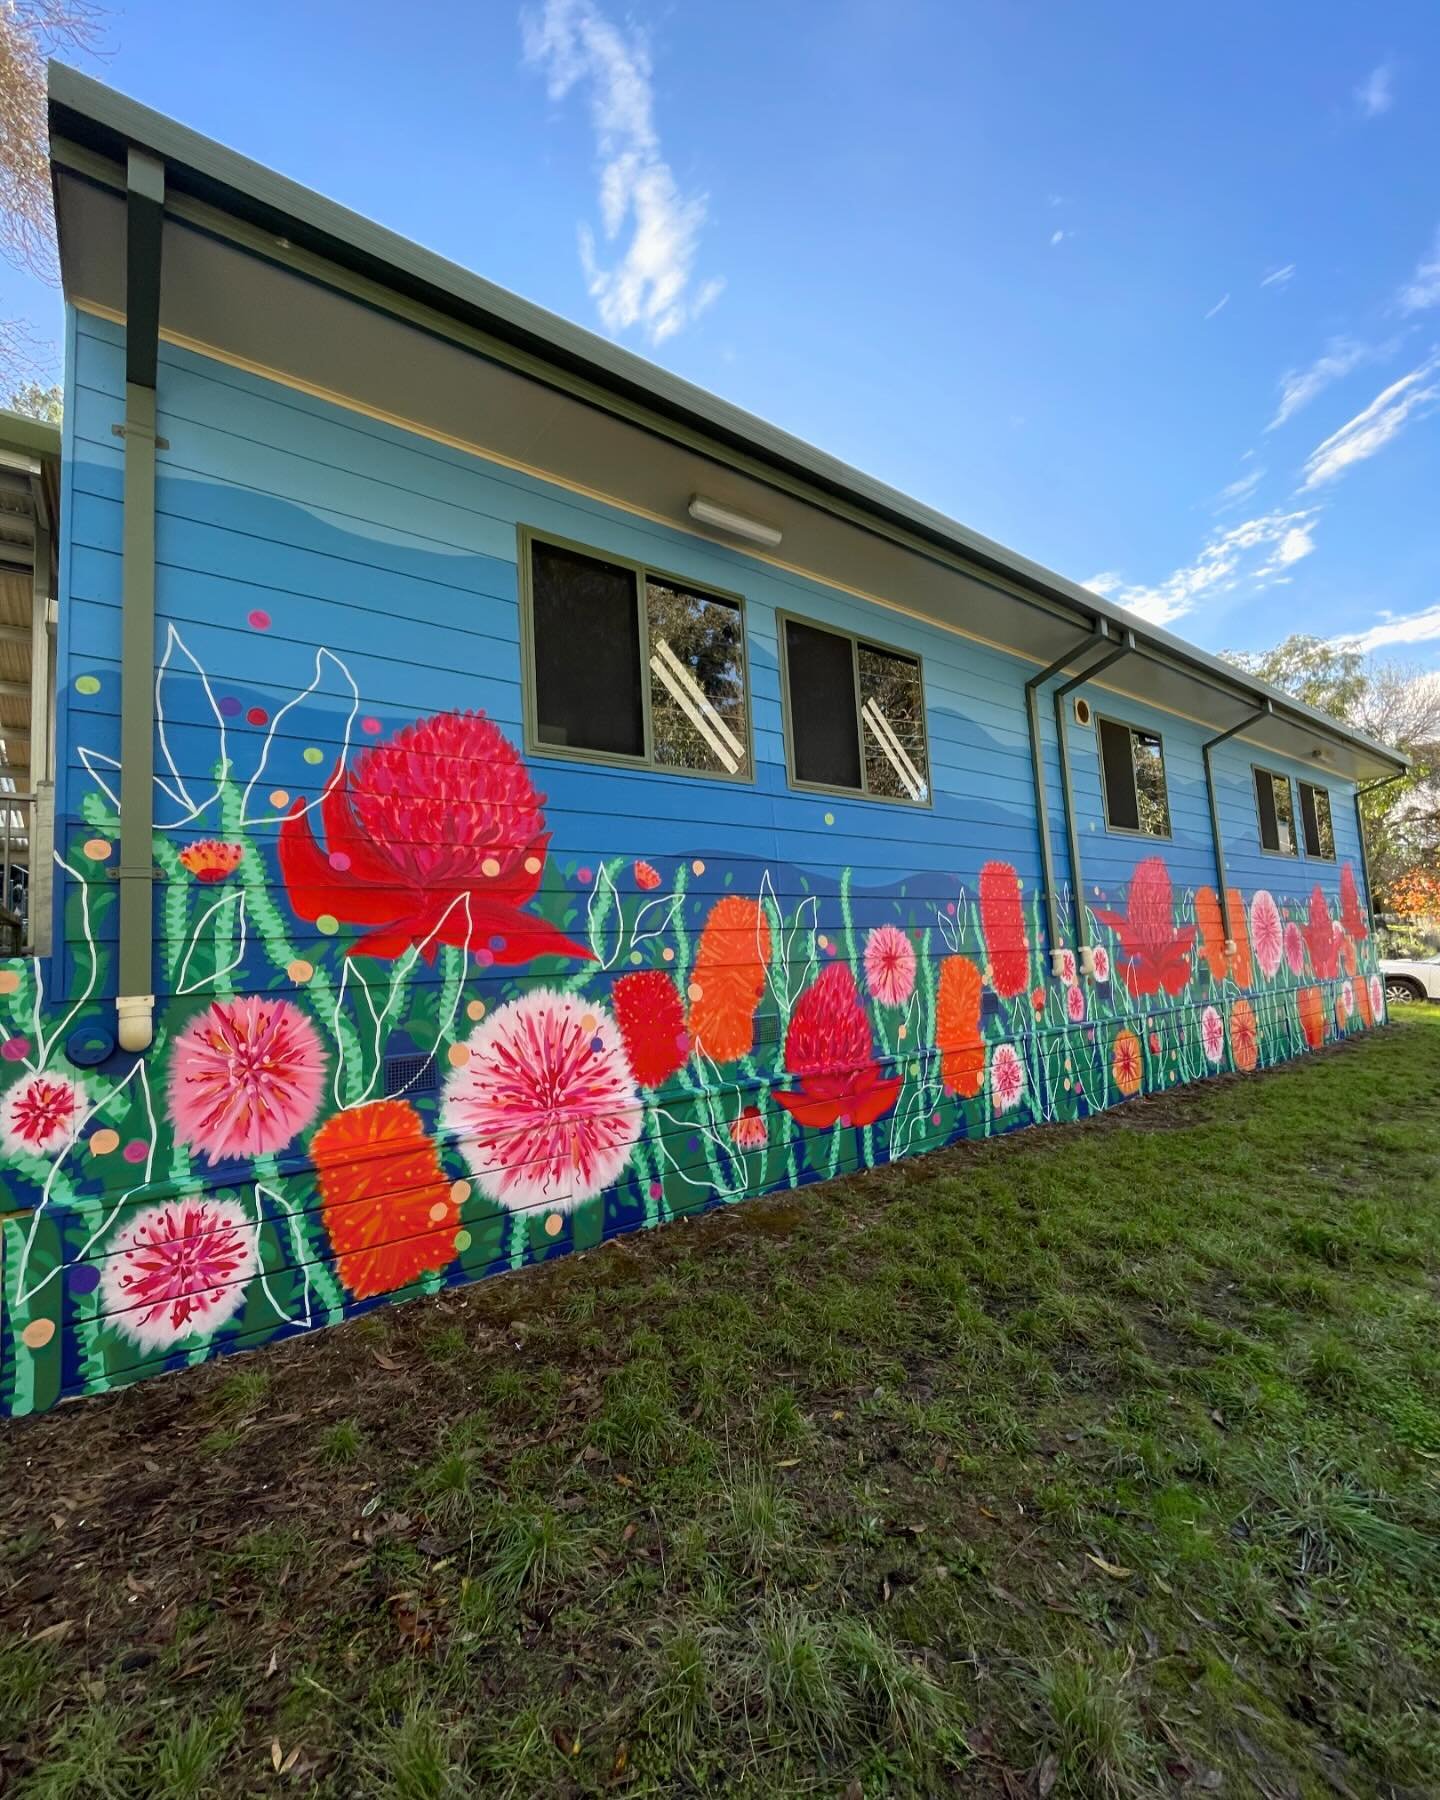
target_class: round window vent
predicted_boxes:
[1073,697,1094,728]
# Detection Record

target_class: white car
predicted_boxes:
[1379,954,1440,1005]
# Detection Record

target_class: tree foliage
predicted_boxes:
[1223,633,1440,913]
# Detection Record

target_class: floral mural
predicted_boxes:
[0,628,1386,1419]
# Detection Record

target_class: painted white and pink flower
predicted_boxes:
[1055,947,1078,987]
[1340,979,1355,1022]
[1,1071,84,1158]
[100,1198,258,1349]
[989,1041,1025,1114]
[442,988,641,1214]
[1283,921,1306,977]
[1065,981,1086,1024]
[1369,974,1385,1022]
[1200,1004,1225,1065]
[1250,891,1284,981]
[863,925,917,1008]
[169,996,325,1162]
[1090,945,1111,985]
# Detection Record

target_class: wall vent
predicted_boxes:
[1072,696,1094,728]
[384,1053,439,1098]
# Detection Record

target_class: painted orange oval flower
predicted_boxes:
[1194,887,1228,982]
[936,955,984,1098]
[1225,889,1253,988]
[1111,1028,1143,1096]
[1230,997,1259,1070]
[687,896,772,1063]
[313,1099,457,1299]
[1296,986,1325,1051]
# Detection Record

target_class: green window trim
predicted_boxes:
[517,524,756,785]
[1252,764,1299,858]
[1095,712,1173,840]
[1298,779,1337,861]
[775,610,933,809]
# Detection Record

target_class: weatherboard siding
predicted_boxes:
[0,311,1384,1418]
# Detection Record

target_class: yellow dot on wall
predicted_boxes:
[824,812,835,826]
[89,1128,120,1157]
[82,838,111,862]
[447,1042,470,1068]
[429,1201,450,1223]
[466,999,485,1021]
[662,946,674,962]
[454,1229,472,1253]
[0,969,20,995]
[315,915,339,936]
[450,1179,471,1205]
[544,1213,564,1237]
[21,1317,54,1350]
[269,789,290,809]
[687,981,703,1002]
[692,859,705,876]
[524,855,543,874]
[481,857,501,878]
[287,959,314,984]
[303,747,324,765]
[897,1024,907,1041]
[580,1013,597,1034]
[74,675,100,695]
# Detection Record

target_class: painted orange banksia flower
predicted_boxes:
[313,1099,457,1299]
[936,955,984,1098]
[687,896,771,1063]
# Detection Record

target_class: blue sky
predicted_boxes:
[9,0,1440,666]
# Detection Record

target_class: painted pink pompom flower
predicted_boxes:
[989,1041,1025,1114]
[441,988,640,1215]
[1200,1004,1225,1065]
[1,1071,85,1158]
[99,1197,258,1350]
[168,996,325,1162]
[1055,947,1078,986]
[1065,981,1086,1023]
[1250,891,1284,980]
[1368,974,1385,1022]
[1091,944,1111,985]
[1283,921,1305,977]
[863,925,917,1008]
[1340,979,1355,1022]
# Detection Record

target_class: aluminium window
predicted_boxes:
[779,615,930,805]
[1097,715,1172,837]
[1298,780,1335,860]
[522,532,751,779]
[1253,766,1298,856]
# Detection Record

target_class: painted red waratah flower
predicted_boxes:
[1301,886,1342,980]
[774,962,900,1130]
[99,1197,258,1350]
[1340,862,1367,941]
[178,840,244,883]
[979,862,1030,999]
[279,710,592,965]
[610,970,689,1088]
[1093,858,1196,999]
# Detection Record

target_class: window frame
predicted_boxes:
[775,609,933,809]
[1094,712,1173,841]
[517,524,755,784]
[1251,763,1300,858]
[1297,779,1337,861]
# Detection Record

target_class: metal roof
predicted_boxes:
[46,62,1407,779]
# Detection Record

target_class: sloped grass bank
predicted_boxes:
[3,1015,1439,1797]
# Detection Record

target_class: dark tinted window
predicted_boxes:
[1099,718,1140,830]
[784,619,862,791]
[1254,768,1297,855]
[530,540,644,757]
[1299,782,1335,859]
[1098,717,1171,837]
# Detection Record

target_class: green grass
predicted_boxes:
[2,1014,1439,1795]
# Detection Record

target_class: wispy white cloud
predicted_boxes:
[1085,508,1320,629]
[1398,227,1440,314]
[1049,228,1072,247]
[1268,336,1372,430]
[1355,61,1395,118]
[1260,263,1295,288]
[522,0,722,345]
[1213,466,1266,510]
[1301,357,1440,487]
[1335,603,1440,654]
[1203,293,1230,320]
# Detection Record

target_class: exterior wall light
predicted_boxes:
[687,495,783,548]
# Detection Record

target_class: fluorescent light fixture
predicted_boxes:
[687,495,783,548]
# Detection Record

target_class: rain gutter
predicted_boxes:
[1053,631,1135,969]
[1202,704,1272,952]
[1026,623,1108,975]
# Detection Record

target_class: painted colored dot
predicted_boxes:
[897,1024,908,1041]
[476,947,495,968]
[303,747,324,765]
[315,914,339,937]
[89,1128,120,1157]
[824,812,835,826]
[1064,1078,1072,1092]
[218,695,243,718]
[544,1213,564,1237]
[577,866,593,884]
[947,902,957,915]
[269,790,290,809]
[21,1318,54,1350]
[661,946,675,962]
[328,851,351,873]
[247,609,271,630]
[82,838,111,862]
[75,675,100,695]
[590,1035,605,1054]
[447,1042,470,1068]
[524,855,543,875]
[67,1263,100,1295]
[466,999,485,1021]
[687,1134,700,1152]
[649,1181,663,1201]
[692,859,705,875]
[450,1180,470,1204]
[687,982,703,1002]
[629,951,642,965]
[121,1140,147,1164]
[287,959,313,984]
[454,1230,472,1252]
[361,716,382,735]
[428,1201,449,1224]
[580,1013,597,1034]
[931,1111,942,1127]
[481,857,501,879]
[0,970,17,996]
[675,1032,690,1053]
[817,935,829,951]
[2,1037,29,1062]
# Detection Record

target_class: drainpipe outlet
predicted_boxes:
[1077,946,1096,980]
[116,993,155,1053]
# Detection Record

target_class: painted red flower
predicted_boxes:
[979,862,1030,999]
[1301,886,1342,980]
[1340,862,1367,941]
[730,1106,767,1150]
[313,1099,457,1299]
[611,970,689,1088]
[279,710,591,965]
[179,840,244,883]
[774,962,900,1130]
[633,860,662,891]
[1093,858,1195,998]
